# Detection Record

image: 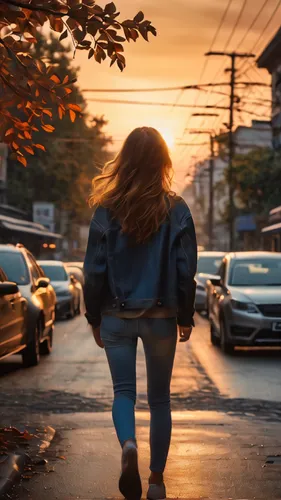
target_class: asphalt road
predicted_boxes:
[1,313,281,420]
[1,313,281,499]
[191,314,281,403]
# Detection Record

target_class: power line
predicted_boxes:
[223,0,249,51]
[86,97,229,109]
[235,0,271,51]
[210,0,235,51]
[207,0,249,95]
[178,0,235,143]
[83,81,269,93]
[238,0,281,75]
[181,0,248,161]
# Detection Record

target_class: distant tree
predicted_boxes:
[0,0,156,163]
[232,148,281,216]
[7,32,111,225]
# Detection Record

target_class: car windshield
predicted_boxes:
[197,256,223,275]
[230,258,281,286]
[0,251,29,285]
[40,264,68,282]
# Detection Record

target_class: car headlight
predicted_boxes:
[231,300,259,313]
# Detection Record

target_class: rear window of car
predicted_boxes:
[197,256,223,275]
[229,258,281,286]
[40,264,68,282]
[0,251,29,285]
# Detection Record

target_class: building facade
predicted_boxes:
[184,120,272,250]
[257,27,281,249]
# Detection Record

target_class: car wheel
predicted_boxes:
[67,300,75,319]
[220,317,235,355]
[40,326,53,355]
[22,323,40,367]
[210,322,220,346]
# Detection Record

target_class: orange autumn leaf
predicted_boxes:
[24,145,35,155]
[17,156,27,167]
[42,124,55,133]
[69,109,76,122]
[50,74,61,84]
[68,103,81,112]
[34,144,46,151]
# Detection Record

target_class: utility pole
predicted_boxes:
[205,51,255,251]
[209,134,215,251]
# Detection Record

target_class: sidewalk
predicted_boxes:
[11,410,281,500]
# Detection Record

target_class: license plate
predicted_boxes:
[272,322,281,332]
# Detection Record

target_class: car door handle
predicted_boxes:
[10,298,15,310]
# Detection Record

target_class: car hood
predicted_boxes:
[229,286,281,305]
[51,281,70,293]
[196,273,219,286]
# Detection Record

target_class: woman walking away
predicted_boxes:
[84,127,197,500]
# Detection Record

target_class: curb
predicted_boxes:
[0,426,55,498]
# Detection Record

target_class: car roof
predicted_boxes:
[38,260,65,266]
[198,251,226,257]
[0,244,22,253]
[227,251,281,260]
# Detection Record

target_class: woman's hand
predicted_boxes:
[179,326,193,342]
[91,326,104,349]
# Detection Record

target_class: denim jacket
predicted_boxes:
[83,196,197,328]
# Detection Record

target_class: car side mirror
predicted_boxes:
[210,276,222,287]
[0,282,19,296]
[70,275,76,284]
[36,277,50,289]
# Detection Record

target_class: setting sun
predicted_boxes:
[154,126,175,150]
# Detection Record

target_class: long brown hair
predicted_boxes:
[89,127,174,243]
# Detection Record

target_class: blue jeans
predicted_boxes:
[100,315,177,473]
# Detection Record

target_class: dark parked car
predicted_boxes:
[207,252,281,354]
[38,261,82,319]
[65,263,85,286]
[0,245,56,366]
[0,267,28,362]
[195,251,225,312]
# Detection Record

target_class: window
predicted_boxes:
[40,264,68,282]
[0,251,29,285]
[197,255,224,275]
[26,253,41,280]
[230,258,281,286]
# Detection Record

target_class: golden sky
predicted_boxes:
[75,0,277,190]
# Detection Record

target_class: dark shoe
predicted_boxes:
[119,441,142,500]
[147,483,166,500]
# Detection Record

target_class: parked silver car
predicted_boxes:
[39,261,82,319]
[195,251,225,312]
[207,252,281,354]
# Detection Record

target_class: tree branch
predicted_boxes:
[2,0,68,17]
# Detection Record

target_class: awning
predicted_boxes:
[1,221,62,239]
[262,222,281,234]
